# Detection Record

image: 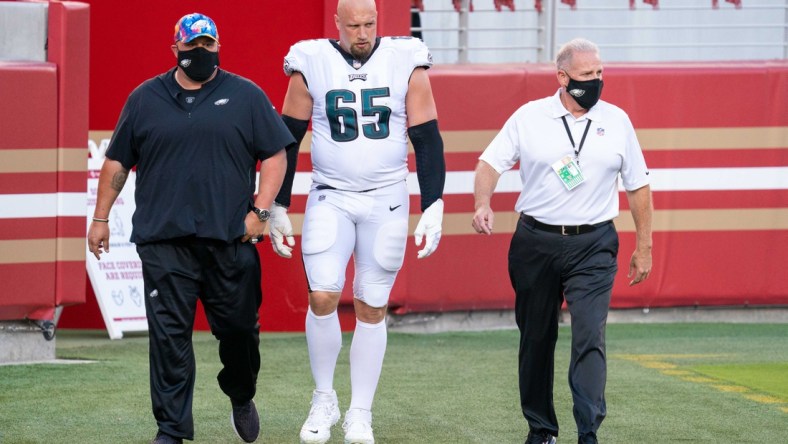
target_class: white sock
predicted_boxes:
[349,318,387,411]
[306,308,342,392]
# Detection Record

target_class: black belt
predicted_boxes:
[315,184,379,193]
[520,214,610,236]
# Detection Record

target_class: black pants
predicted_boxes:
[508,216,618,438]
[137,237,263,440]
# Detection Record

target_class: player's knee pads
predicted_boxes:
[302,206,344,292]
[356,283,391,308]
[302,205,337,255]
[373,219,408,272]
[353,220,407,307]
[304,257,344,294]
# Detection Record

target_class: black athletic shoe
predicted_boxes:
[151,431,183,444]
[578,432,599,444]
[231,399,260,443]
[526,431,557,444]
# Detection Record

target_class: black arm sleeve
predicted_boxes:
[408,119,446,211]
[274,115,309,208]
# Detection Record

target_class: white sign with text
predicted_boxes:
[87,150,148,339]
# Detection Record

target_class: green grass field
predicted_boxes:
[1,323,786,443]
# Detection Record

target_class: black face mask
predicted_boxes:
[565,75,603,110]
[177,47,219,82]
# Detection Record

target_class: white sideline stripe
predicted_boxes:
[485,166,788,194]
[0,192,87,218]
[645,167,788,191]
[3,167,785,218]
[293,167,788,194]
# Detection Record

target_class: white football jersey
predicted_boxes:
[284,37,433,191]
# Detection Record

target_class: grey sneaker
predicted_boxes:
[151,431,183,444]
[231,399,260,443]
[525,431,556,444]
[342,408,374,444]
[300,390,340,444]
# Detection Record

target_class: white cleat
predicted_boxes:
[299,390,340,444]
[342,408,374,444]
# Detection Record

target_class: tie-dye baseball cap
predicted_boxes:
[174,13,219,44]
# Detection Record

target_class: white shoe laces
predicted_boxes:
[304,394,338,428]
[343,408,373,435]
[306,404,334,426]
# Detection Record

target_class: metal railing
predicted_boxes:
[412,0,788,64]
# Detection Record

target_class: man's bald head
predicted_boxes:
[337,0,377,17]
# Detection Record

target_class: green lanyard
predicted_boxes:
[561,116,591,165]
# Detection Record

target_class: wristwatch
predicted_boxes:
[252,207,270,222]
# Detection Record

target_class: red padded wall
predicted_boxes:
[0,63,59,320]
[0,0,89,321]
[56,1,787,332]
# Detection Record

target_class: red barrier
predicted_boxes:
[53,1,786,333]
[0,63,60,320]
[0,1,89,321]
[398,61,788,312]
[49,1,90,314]
[62,61,788,333]
[259,61,788,325]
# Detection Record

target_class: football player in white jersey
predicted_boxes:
[270,1,445,443]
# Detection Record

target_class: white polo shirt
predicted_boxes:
[479,89,650,225]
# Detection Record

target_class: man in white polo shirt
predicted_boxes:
[472,38,653,444]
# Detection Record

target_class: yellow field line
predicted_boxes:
[613,353,787,414]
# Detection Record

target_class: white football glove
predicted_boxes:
[414,198,444,259]
[269,204,296,258]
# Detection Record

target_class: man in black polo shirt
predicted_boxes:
[86,12,293,444]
